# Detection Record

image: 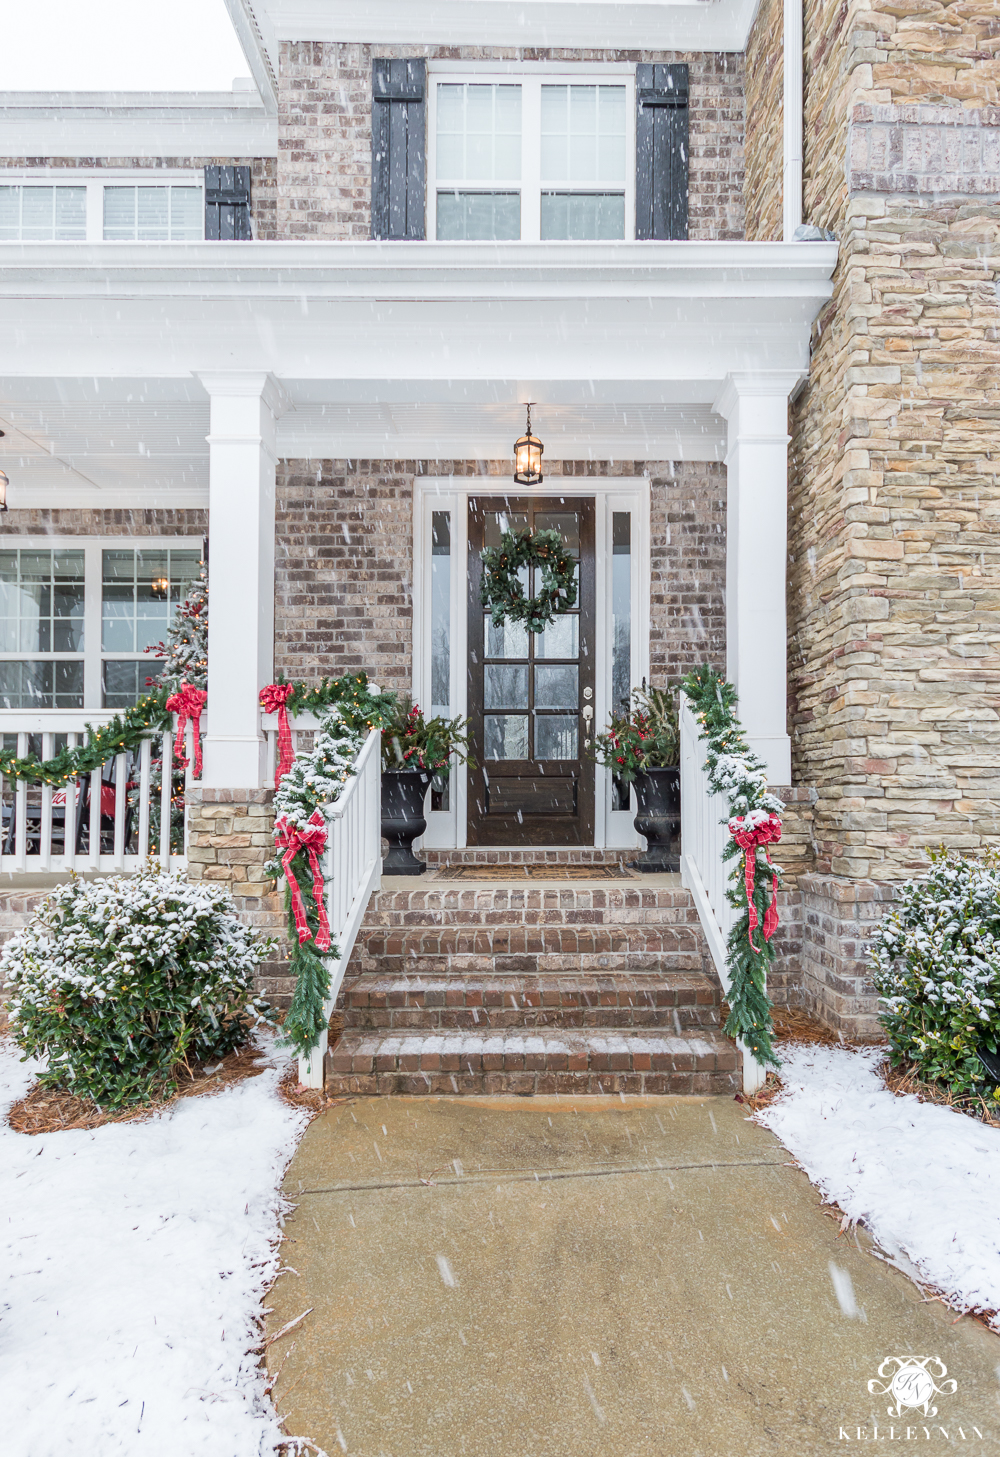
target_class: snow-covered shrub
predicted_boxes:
[2,866,273,1108]
[870,850,1000,1097]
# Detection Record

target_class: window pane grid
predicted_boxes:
[0,185,87,241]
[101,548,201,660]
[103,186,203,241]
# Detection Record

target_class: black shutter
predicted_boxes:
[635,64,689,240]
[204,166,252,241]
[371,58,426,240]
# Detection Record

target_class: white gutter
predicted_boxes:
[782,0,804,238]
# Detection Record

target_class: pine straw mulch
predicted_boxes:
[881,1057,1000,1130]
[6,1039,277,1136]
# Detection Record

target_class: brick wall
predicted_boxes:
[278,44,745,241]
[1,508,207,536]
[275,458,727,691]
[0,157,278,240]
[743,0,784,240]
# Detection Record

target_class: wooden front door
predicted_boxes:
[467,497,595,846]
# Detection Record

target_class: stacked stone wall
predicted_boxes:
[743,0,784,240]
[0,157,278,239]
[277,44,744,241]
[275,458,727,692]
[789,0,1000,1028]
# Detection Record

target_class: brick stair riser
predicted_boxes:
[351,951,709,977]
[325,1068,738,1096]
[420,848,633,866]
[345,1003,720,1031]
[366,889,698,915]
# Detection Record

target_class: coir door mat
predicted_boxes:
[434,864,636,881]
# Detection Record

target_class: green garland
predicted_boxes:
[268,672,398,733]
[0,689,172,787]
[480,528,578,634]
[681,665,784,1070]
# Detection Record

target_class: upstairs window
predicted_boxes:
[428,71,634,242]
[0,185,87,241]
[103,186,203,241]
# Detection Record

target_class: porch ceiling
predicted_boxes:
[0,240,837,507]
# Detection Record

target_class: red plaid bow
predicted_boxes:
[165,683,208,780]
[728,810,782,950]
[274,810,332,951]
[260,682,296,787]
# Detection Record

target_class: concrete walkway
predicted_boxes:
[267,1096,999,1455]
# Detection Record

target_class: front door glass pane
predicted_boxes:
[536,714,578,760]
[430,511,451,716]
[485,665,529,710]
[485,715,528,760]
[485,615,529,659]
[535,664,578,709]
[535,615,578,659]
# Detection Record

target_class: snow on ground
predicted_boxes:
[758,1042,1000,1326]
[0,1036,311,1457]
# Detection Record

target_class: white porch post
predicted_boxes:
[197,372,288,789]
[713,373,801,785]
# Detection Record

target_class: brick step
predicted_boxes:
[363,887,700,925]
[341,971,721,1031]
[325,1026,740,1097]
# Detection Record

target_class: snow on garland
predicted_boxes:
[681,665,785,1069]
[480,527,578,634]
[264,712,366,1057]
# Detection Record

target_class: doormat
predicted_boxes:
[434,864,637,881]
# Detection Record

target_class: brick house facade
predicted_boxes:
[2,0,998,1053]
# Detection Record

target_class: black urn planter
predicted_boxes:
[631,766,681,874]
[381,768,432,875]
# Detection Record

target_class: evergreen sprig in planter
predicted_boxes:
[381,702,473,877]
[593,683,681,873]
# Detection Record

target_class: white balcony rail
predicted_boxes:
[0,710,191,876]
[679,699,765,1094]
[297,726,382,1088]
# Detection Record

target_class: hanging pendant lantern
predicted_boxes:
[513,403,543,486]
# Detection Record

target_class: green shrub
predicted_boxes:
[870,849,1000,1098]
[2,866,273,1108]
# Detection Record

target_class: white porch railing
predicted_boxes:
[0,710,190,876]
[259,709,322,790]
[679,699,766,1094]
[297,726,382,1088]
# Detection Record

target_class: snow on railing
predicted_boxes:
[0,710,190,876]
[297,726,382,1088]
[679,699,765,1094]
[259,709,322,790]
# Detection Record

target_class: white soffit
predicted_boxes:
[0,92,276,159]
[247,0,761,53]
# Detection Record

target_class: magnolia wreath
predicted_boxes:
[479,527,578,634]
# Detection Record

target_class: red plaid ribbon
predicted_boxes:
[259,682,296,787]
[165,684,208,780]
[728,810,782,950]
[274,810,331,951]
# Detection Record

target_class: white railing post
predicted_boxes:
[680,701,766,1095]
[296,727,383,1089]
[160,728,173,871]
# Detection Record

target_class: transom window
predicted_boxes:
[0,541,202,711]
[429,71,634,243]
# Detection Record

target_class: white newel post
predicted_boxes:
[713,373,800,786]
[197,372,288,789]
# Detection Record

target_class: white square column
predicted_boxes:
[197,372,288,789]
[713,372,802,785]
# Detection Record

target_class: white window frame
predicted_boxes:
[0,537,203,711]
[412,479,650,850]
[426,63,636,243]
[0,170,204,242]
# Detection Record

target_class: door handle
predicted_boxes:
[582,706,594,740]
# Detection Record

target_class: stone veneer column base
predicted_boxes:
[185,787,293,1006]
[799,873,895,1039]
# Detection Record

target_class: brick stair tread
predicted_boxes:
[343,971,718,1006]
[329,1026,737,1074]
[365,889,698,916]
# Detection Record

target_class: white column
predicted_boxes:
[713,373,801,785]
[196,372,288,789]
